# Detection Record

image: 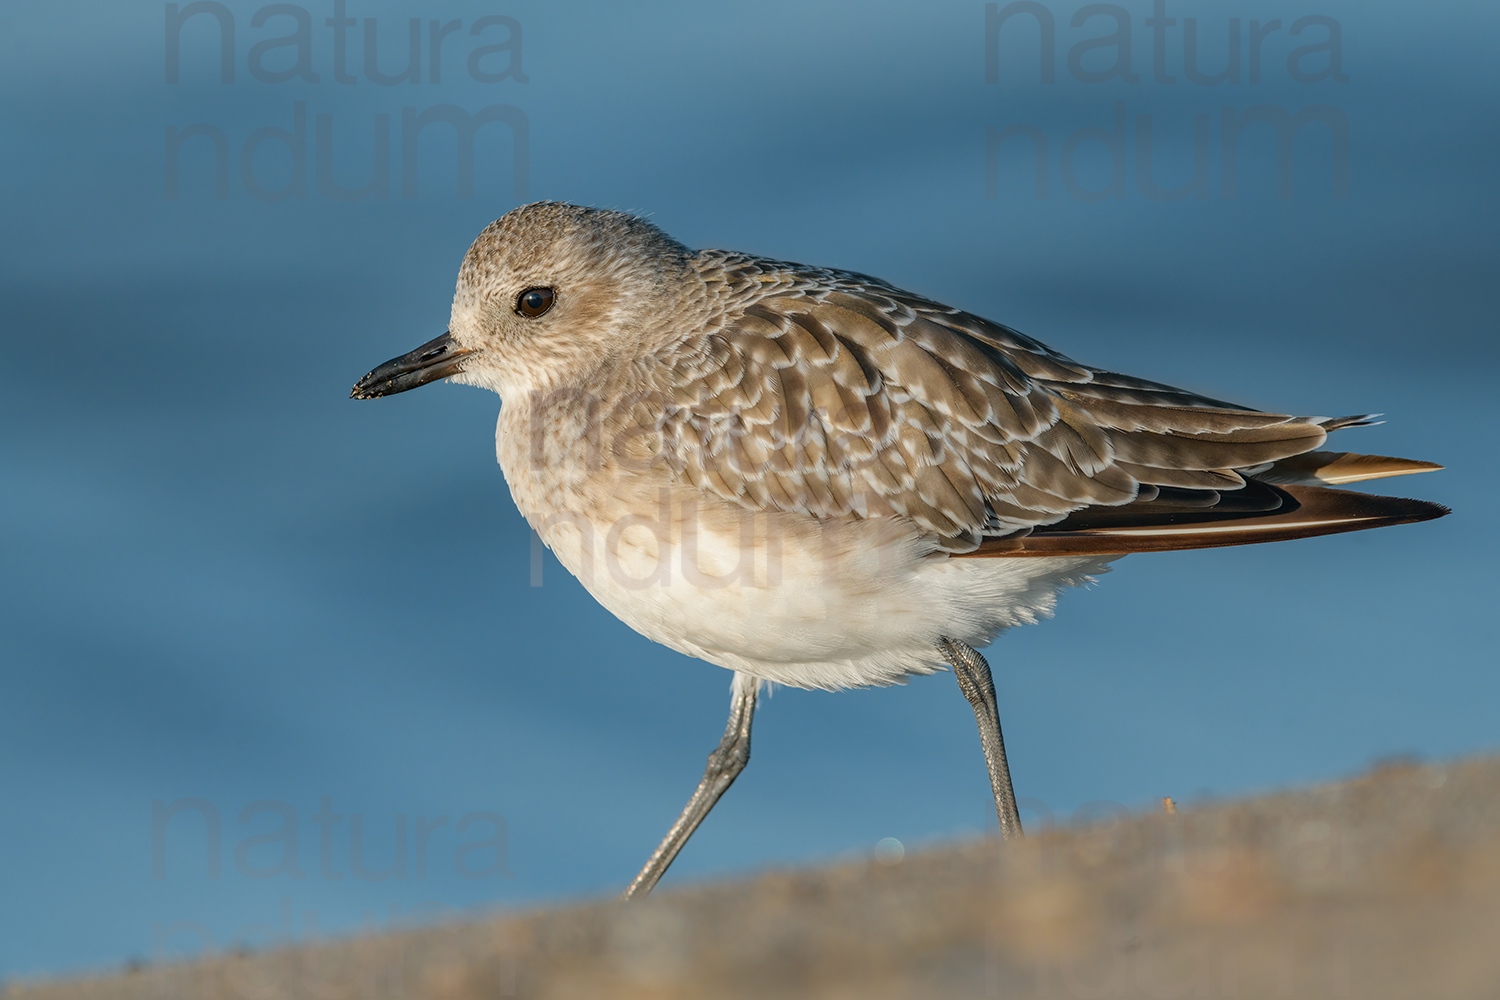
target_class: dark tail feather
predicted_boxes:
[960,484,1449,558]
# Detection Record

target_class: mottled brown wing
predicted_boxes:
[653,259,1357,550]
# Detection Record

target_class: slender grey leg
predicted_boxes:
[624,671,759,899]
[938,638,1023,841]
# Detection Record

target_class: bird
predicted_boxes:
[352,201,1447,898]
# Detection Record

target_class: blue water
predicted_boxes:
[2,0,1496,979]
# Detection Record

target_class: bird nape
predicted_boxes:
[352,201,1448,898]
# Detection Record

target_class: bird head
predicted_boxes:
[352,201,694,401]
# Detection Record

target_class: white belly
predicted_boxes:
[531,485,1113,690]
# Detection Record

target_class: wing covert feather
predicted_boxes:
[646,256,1351,549]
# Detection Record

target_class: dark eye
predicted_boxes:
[516,287,555,318]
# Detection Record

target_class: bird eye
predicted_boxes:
[515,287,555,318]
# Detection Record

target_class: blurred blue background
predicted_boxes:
[2,0,1495,980]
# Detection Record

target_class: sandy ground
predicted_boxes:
[9,754,1500,999]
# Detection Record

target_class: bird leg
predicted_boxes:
[938,638,1023,841]
[623,671,758,899]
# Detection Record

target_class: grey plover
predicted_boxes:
[353,202,1446,897]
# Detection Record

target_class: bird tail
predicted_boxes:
[1251,450,1444,487]
[956,418,1448,558]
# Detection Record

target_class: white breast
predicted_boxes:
[527,477,1113,690]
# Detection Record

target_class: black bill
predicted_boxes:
[351,332,475,399]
